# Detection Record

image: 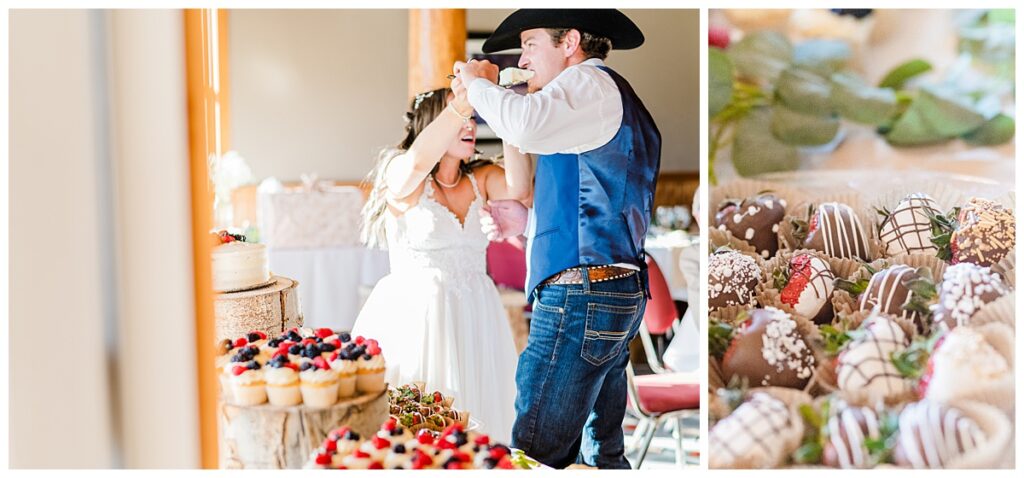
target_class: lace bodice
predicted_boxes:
[384,173,488,275]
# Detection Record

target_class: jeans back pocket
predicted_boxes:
[581,302,639,366]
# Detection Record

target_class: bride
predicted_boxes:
[351,77,530,441]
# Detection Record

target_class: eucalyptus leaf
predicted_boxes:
[963,113,1015,145]
[793,39,852,76]
[830,73,898,126]
[886,86,987,146]
[776,67,833,115]
[732,107,800,176]
[879,59,933,89]
[728,31,793,85]
[709,48,735,118]
[770,103,840,146]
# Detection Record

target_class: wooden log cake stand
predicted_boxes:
[215,276,302,341]
[218,389,389,469]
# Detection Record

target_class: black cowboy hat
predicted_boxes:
[482,9,644,54]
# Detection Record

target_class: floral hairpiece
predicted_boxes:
[413,90,435,110]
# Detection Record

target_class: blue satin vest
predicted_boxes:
[526,65,662,298]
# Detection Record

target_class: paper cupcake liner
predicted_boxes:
[944,399,1014,469]
[709,226,762,256]
[992,249,1016,289]
[927,322,1015,414]
[834,255,946,331]
[709,357,726,392]
[968,293,1015,330]
[710,179,811,219]
[709,305,755,324]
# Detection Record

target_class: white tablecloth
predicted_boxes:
[268,247,390,331]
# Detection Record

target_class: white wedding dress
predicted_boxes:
[351,173,518,442]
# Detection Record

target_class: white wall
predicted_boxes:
[9,9,200,468]
[229,9,699,183]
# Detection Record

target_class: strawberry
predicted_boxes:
[372,436,390,450]
[780,254,812,306]
[383,418,397,431]
[412,450,433,469]
[255,331,267,340]
[445,462,463,470]
[917,335,946,399]
[366,343,381,356]
[489,447,508,460]
[315,328,333,339]
[313,356,329,370]
[355,336,366,345]
[329,426,351,441]
[231,365,248,376]
[453,452,471,462]
[368,462,383,470]
[433,391,443,403]
[417,430,434,445]
[323,438,337,452]
[366,338,379,348]
[330,339,342,349]
[301,338,316,346]
[284,362,299,371]
[315,453,331,465]
[353,449,370,459]
[808,212,819,234]
[474,434,490,446]
[335,465,347,470]
[328,351,339,362]
[234,337,248,348]
[709,25,730,49]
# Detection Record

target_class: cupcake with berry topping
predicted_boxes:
[229,359,267,406]
[299,356,339,407]
[355,338,387,393]
[265,353,301,406]
[329,350,358,399]
[327,427,362,468]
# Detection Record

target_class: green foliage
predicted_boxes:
[709,31,1014,182]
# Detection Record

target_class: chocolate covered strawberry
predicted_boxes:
[775,253,836,325]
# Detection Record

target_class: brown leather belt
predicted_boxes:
[540,265,637,286]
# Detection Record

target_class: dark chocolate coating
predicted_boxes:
[715,193,787,259]
[720,308,816,389]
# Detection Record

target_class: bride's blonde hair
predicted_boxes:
[360,87,492,249]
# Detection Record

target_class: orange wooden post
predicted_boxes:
[184,8,230,468]
[408,9,466,99]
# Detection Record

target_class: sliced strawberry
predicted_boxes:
[313,356,329,370]
[417,430,434,445]
[315,453,331,465]
[301,338,317,346]
[366,344,381,356]
[372,435,391,450]
[231,365,248,376]
[368,462,384,470]
[383,418,397,431]
[489,447,508,459]
[453,452,471,462]
[252,331,267,340]
[367,338,379,348]
[474,434,490,446]
[315,328,334,339]
[445,462,463,470]
[780,254,812,306]
[284,362,299,371]
[323,438,337,452]
[433,391,443,403]
[353,449,370,459]
[355,336,366,345]
[234,337,248,348]
[328,351,339,362]
[497,456,515,469]
[330,339,342,349]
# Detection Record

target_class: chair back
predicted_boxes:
[643,256,677,334]
[486,239,527,291]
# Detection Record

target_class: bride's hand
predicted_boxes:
[449,75,473,117]
[480,199,528,241]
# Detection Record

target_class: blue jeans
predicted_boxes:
[511,269,646,469]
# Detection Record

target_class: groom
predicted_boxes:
[455,9,661,469]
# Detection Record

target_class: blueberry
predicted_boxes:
[492,444,510,454]
[319,343,336,353]
[391,427,405,437]
[299,361,314,371]
[288,344,301,355]
[353,345,366,354]
[247,332,261,343]
[443,458,460,468]
[392,444,406,454]
[343,430,360,441]
[454,434,468,447]
[482,457,498,469]
[287,330,302,342]
[230,354,244,363]
[268,338,282,348]
[339,332,352,343]
[247,360,260,370]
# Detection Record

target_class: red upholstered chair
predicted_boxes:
[639,256,678,374]
[486,238,528,292]
[625,363,700,468]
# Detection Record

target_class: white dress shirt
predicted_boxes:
[467,58,623,155]
[469,58,639,273]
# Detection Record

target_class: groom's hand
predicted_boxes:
[454,60,499,87]
[480,199,528,241]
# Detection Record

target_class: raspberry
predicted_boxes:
[315,328,333,339]
[709,25,730,49]
[355,336,366,345]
